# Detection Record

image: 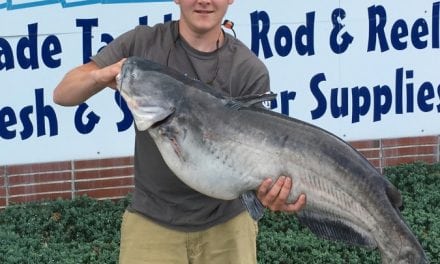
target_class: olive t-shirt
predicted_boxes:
[92,21,270,231]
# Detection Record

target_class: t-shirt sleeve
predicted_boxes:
[242,59,270,96]
[91,28,137,68]
[235,50,271,97]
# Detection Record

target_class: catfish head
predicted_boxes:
[116,57,184,131]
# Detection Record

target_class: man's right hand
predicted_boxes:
[53,58,125,106]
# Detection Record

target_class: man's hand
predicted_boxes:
[53,58,126,106]
[93,58,126,90]
[256,176,306,213]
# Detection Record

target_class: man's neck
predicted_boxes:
[178,20,224,52]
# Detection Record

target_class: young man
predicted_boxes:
[53,0,306,263]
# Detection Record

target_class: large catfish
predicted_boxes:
[117,57,428,264]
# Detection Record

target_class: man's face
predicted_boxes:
[175,0,234,34]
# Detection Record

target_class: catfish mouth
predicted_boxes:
[117,76,176,131]
[151,107,176,128]
[127,100,176,131]
[117,59,177,130]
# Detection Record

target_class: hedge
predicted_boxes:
[0,162,439,263]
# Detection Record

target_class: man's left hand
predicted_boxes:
[256,176,306,213]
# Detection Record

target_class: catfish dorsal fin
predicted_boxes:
[227,93,276,109]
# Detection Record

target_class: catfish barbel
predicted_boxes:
[117,57,428,264]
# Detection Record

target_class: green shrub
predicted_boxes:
[0,196,130,264]
[0,162,439,263]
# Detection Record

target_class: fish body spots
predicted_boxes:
[201,132,237,171]
[278,135,289,148]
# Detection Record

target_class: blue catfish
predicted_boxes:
[117,57,428,264]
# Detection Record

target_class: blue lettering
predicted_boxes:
[97,33,114,54]
[19,106,33,140]
[268,98,277,109]
[310,73,327,120]
[251,10,315,58]
[308,68,440,123]
[250,10,316,58]
[368,5,389,52]
[395,68,404,114]
[274,26,292,57]
[395,68,415,114]
[373,85,392,121]
[0,88,58,140]
[250,10,273,58]
[139,15,148,25]
[17,23,39,69]
[0,23,62,71]
[411,18,429,49]
[351,86,371,123]
[390,19,408,50]
[0,38,14,70]
[76,18,98,64]
[406,70,415,113]
[280,90,296,115]
[295,12,315,56]
[330,87,349,118]
[114,91,133,132]
[368,3,440,52]
[437,84,440,112]
[434,2,440,48]
[35,88,58,137]
[330,8,353,54]
[41,35,62,68]
[418,82,435,112]
[164,13,172,22]
[0,107,17,139]
[74,103,100,134]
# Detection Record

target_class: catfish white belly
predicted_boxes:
[148,120,281,200]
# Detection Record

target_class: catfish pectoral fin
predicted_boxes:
[298,210,377,249]
[240,191,265,221]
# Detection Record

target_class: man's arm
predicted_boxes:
[53,59,124,106]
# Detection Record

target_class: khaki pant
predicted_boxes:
[119,210,258,264]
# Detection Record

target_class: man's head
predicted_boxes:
[174,0,234,35]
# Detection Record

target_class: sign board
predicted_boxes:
[1,0,439,165]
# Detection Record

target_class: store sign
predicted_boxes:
[1,0,439,164]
